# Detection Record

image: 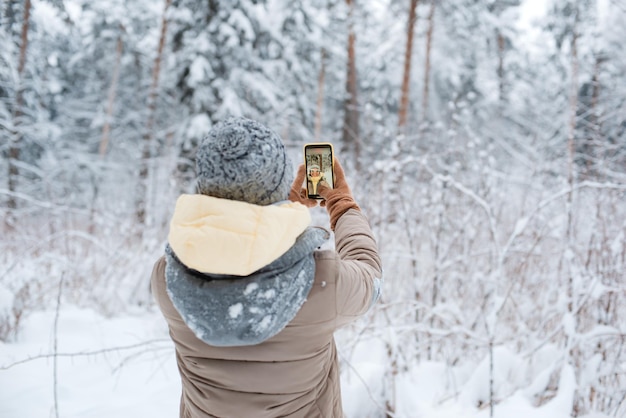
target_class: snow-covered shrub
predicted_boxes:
[0,283,15,341]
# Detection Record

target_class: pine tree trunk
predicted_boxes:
[342,0,360,166]
[6,0,32,225]
[99,31,124,157]
[496,29,505,106]
[385,342,397,417]
[421,0,435,125]
[136,0,172,226]
[564,6,579,372]
[566,12,579,304]
[585,54,604,178]
[398,0,419,132]
[314,48,326,141]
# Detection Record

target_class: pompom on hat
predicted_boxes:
[195,117,293,205]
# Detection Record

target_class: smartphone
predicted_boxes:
[304,142,334,199]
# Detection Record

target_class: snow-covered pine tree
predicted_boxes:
[3,0,32,226]
[166,0,321,191]
[0,3,18,224]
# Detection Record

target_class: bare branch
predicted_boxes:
[0,339,172,371]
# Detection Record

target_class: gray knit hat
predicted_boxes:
[195,117,293,205]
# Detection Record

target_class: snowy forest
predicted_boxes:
[1,0,626,417]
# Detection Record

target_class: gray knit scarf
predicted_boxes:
[165,227,329,347]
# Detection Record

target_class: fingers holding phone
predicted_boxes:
[289,164,318,208]
[304,143,334,200]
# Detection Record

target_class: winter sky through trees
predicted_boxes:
[1,0,625,416]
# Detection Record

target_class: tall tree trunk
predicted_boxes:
[136,0,172,226]
[496,29,506,106]
[6,0,32,225]
[559,9,582,413]
[398,0,419,133]
[565,1,579,343]
[342,0,360,166]
[421,0,435,125]
[314,48,326,141]
[99,30,124,157]
[584,54,604,178]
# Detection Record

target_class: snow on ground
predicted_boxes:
[0,306,587,418]
[0,307,179,418]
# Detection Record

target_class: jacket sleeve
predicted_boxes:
[333,209,383,324]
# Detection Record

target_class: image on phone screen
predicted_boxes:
[304,144,333,199]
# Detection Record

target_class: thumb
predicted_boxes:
[331,157,346,187]
[317,181,331,198]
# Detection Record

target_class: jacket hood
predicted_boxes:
[164,195,329,347]
[168,194,312,276]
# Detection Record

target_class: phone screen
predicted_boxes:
[304,143,334,199]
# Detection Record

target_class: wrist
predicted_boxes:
[324,193,360,230]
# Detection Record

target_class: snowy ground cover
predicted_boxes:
[0,306,598,418]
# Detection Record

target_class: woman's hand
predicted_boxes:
[288,164,319,208]
[317,158,360,230]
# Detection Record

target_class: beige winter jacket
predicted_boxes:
[151,209,382,417]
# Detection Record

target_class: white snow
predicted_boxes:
[515,0,551,56]
[0,307,179,418]
[228,303,243,319]
[228,9,254,42]
[32,0,69,36]
[512,217,528,236]
[517,0,548,32]
[244,282,259,295]
[256,315,272,331]
[186,113,212,141]
[0,306,583,418]
[610,230,624,256]
[187,56,214,88]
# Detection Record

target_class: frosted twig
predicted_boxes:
[112,345,172,374]
[502,180,626,257]
[419,162,501,260]
[338,349,397,418]
[52,274,64,418]
[0,339,172,370]
[0,229,117,280]
[0,188,90,213]
[612,387,626,417]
